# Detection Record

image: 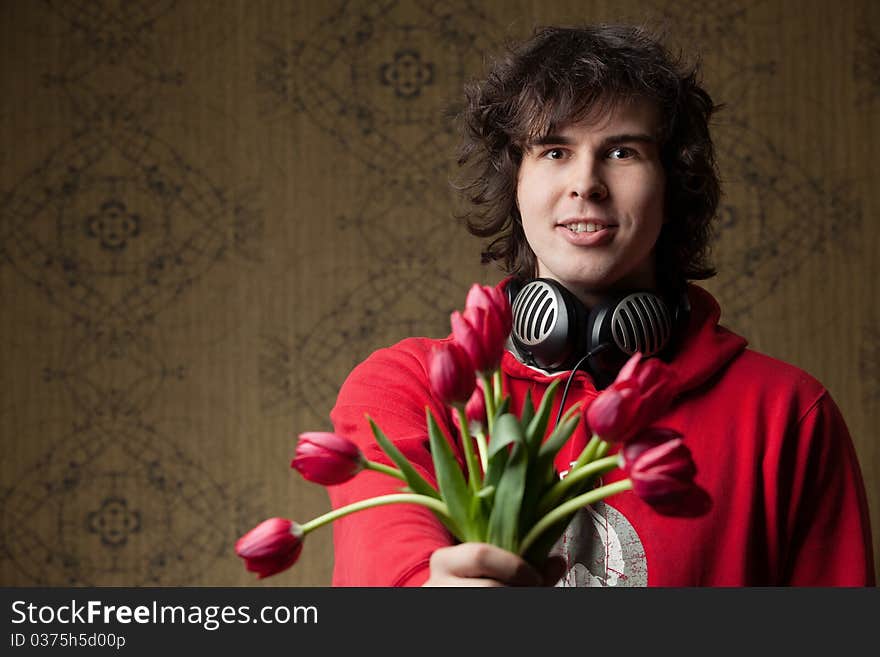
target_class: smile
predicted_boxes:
[555,221,616,246]
[565,221,607,233]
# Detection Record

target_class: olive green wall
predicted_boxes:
[1,0,877,585]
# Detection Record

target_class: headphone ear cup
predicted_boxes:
[509,278,584,371]
[594,292,677,358]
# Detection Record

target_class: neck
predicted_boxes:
[561,278,659,310]
[535,264,659,311]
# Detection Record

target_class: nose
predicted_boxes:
[569,158,608,201]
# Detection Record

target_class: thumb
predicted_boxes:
[541,555,567,586]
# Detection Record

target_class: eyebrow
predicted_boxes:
[527,133,657,149]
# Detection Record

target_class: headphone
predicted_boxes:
[506,278,691,389]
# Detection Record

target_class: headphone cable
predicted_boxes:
[552,343,611,429]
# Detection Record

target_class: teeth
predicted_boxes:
[566,222,603,233]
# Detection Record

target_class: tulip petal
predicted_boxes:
[428,342,476,405]
[617,351,643,381]
[236,518,304,578]
[292,432,364,485]
[622,430,705,516]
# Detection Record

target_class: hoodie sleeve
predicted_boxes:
[326,338,459,586]
[778,391,875,586]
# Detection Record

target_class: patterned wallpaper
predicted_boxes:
[1,0,877,586]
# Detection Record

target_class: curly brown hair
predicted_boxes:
[456,24,720,289]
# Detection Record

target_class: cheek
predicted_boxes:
[627,171,666,223]
[516,168,553,219]
[516,179,549,247]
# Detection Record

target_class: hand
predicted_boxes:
[423,542,566,587]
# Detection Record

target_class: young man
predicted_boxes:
[327,25,875,586]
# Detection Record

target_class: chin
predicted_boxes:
[559,262,656,293]
[548,268,618,291]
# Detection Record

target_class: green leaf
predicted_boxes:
[525,379,561,459]
[521,514,573,569]
[537,404,582,462]
[483,407,518,489]
[476,485,495,500]
[483,447,508,492]
[426,407,478,542]
[368,416,464,539]
[519,409,581,533]
[468,493,489,539]
[487,411,519,459]
[537,408,582,487]
[477,486,496,533]
[519,389,535,429]
[486,413,528,552]
[494,396,511,422]
[367,417,440,500]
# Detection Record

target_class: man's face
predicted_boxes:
[516,99,666,307]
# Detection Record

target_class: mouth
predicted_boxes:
[557,218,617,234]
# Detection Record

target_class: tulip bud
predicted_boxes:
[464,381,487,429]
[585,352,677,442]
[451,307,507,374]
[448,284,512,375]
[236,518,304,579]
[451,380,488,435]
[620,428,696,506]
[465,284,513,337]
[292,432,365,485]
[429,342,476,407]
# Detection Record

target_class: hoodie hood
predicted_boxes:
[670,284,748,395]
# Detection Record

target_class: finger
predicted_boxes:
[429,576,505,588]
[434,543,542,586]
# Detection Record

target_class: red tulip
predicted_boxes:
[451,379,488,434]
[450,308,505,374]
[429,341,476,407]
[236,518,303,579]
[585,352,677,442]
[464,381,487,428]
[292,432,365,485]
[449,284,512,375]
[465,284,513,336]
[620,428,697,506]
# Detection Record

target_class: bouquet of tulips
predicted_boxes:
[236,283,706,580]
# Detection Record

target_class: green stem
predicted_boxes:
[479,372,496,436]
[474,429,488,474]
[457,407,482,493]
[364,460,406,481]
[492,369,503,407]
[300,493,450,534]
[518,479,634,556]
[537,455,620,516]
[570,434,600,472]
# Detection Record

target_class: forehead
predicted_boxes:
[527,96,662,143]
[565,97,660,135]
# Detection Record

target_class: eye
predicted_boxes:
[542,148,567,160]
[608,146,636,160]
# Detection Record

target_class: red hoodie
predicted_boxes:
[328,284,875,586]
